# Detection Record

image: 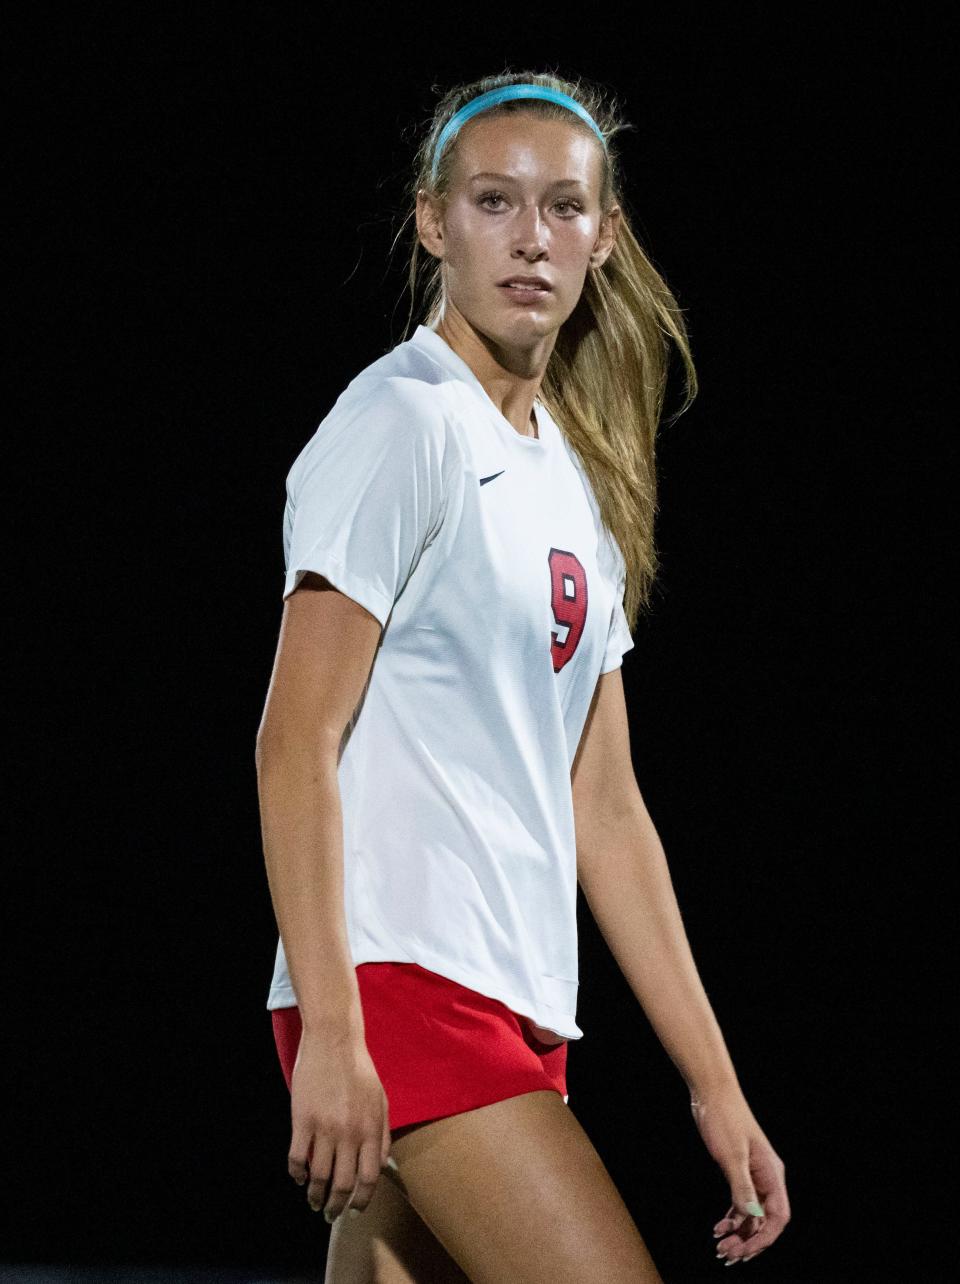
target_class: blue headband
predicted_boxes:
[430,84,606,183]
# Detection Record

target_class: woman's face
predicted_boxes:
[417,112,620,354]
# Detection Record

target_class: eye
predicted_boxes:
[476,191,584,215]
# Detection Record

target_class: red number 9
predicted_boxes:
[548,547,587,673]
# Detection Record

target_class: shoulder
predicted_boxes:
[288,339,468,489]
[346,372,449,437]
[334,334,460,441]
[287,374,464,505]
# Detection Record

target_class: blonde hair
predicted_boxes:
[394,67,698,631]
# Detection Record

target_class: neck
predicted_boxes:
[433,309,553,438]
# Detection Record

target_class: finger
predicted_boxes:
[306,1134,335,1212]
[720,1218,781,1263]
[718,1203,791,1261]
[736,1183,791,1257]
[757,1173,791,1228]
[347,1135,386,1214]
[713,1204,737,1235]
[716,1155,770,1255]
[722,1162,790,1237]
[288,1115,315,1186]
[381,1111,393,1172]
[715,1210,756,1256]
[713,1203,745,1238]
[717,1214,763,1250]
[323,1140,360,1222]
[731,1160,766,1222]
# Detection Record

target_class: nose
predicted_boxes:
[511,202,547,261]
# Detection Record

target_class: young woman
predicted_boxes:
[257,69,791,1283]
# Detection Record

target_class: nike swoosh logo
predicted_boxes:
[479,470,506,486]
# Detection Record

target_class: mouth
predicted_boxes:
[497,276,552,302]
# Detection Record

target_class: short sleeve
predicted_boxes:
[600,566,635,674]
[282,380,449,629]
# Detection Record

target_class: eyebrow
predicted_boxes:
[468,171,588,188]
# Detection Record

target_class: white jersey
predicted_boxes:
[265,323,634,1041]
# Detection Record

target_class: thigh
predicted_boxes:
[325,1154,470,1284]
[389,1089,663,1284]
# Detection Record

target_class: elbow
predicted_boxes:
[255,721,342,777]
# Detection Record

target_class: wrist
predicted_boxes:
[299,1005,366,1046]
[688,1072,743,1105]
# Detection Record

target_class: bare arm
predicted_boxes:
[257,572,395,1222]
[572,668,791,1262]
[572,668,739,1096]
[256,572,382,1040]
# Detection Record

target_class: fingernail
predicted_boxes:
[347,1207,362,1218]
[386,1157,399,1172]
[745,1200,765,1217]
[724,1259,740,1267]
[743,1254,756,1262]
[323,1210,336,1224]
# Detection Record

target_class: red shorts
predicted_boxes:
[271,961,569,1132]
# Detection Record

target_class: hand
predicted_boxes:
[287,1026,394,1223]
[689,1080,791,1266]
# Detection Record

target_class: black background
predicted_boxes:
[7,3,950,1281]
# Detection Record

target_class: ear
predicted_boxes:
[589,204,621,270]
[416,189,445,261]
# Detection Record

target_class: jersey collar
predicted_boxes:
[409,324,552,447]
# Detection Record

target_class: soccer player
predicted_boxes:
[257,69,790,1283]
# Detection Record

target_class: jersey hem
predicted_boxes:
[266,946,583,1042]
[350,850,583,1040]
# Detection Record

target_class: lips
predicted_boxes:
[498,276,552,291]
